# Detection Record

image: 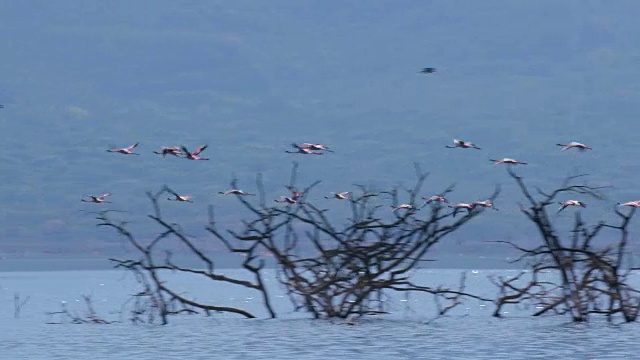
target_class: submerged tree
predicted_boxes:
[208,162,498,319]
[97,188,275,325]
[97,163,498,323]
[491,168,640,323]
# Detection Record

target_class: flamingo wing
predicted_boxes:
[193,145,208,156]
[180,146,192,156]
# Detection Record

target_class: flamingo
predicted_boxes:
[165,188,193,203]
[297,143,334,152]
[275,187,304,204]
[419,67,436,74]
[617,200,640,208]
[473,200,499,211]
[391,204,417,212]
[274,196,298,204]
[286,144,323,155]
[558,200,586,213]
[449,202,475,217]
[154,146,182,157]
[106,143,140,155]
[181,145,209,160]
[422,195,449,206]
[490,158,527,166]
[219,189,256,196]
[446,139,481,150]
[556,142,592,152]
[81,193,112,203]
[167,194,193,202]
[325,192,350,200]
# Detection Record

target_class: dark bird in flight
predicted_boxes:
[419,67,436,74]
[0,104,4,108]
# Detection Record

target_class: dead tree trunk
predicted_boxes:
[490,168,640,323]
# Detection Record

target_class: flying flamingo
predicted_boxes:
[449,202,475,217]
[446,139,481,150]
[181,145,209,160]
[419,67,436,74]
[473,200,499,211]
[556,142,592,152]
[275,187,304,204]
[297,143,334,152]
[165,188,193,203]
[558,200,586,213]
[219,189,256,196]
[81,193,112,203]
[106,143,140,155]
[167,194,193,202]
[617,200,640,208]
[325,192,350,200]
[274,196,298,204]
[422,195,449,206]
[286,144,323,155]
[490,158,527,166]
[154,146,182,157]
[391,204,417,212]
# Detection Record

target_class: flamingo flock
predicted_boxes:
[83,135,639,219]
[78,68,638,218]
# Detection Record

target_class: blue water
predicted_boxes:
[1,267,638,359]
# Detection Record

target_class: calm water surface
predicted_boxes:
[1,266,639,359]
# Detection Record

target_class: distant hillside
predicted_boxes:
[2,1,640,259]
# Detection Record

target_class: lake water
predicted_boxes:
[1,263,639,359]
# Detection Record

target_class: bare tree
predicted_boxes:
[207,162,498,319]
[490,168,640,323]
[45,294,113,324]
[98,186,275,325]
[96,163,498,323]
[13,292,30,319]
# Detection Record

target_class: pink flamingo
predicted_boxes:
[297,143,334,152]
[325,192,350,200]
[81,193,112,203]
[446,139,481,150]
[556,142,592,152]
[275,187,304,204]
[449,202,475,217]
[558,200,586,213]
[391,204,417,212]
[274,196,298,204]
[107,143,140,155]
[154,146,182,157]
[181,145,209,160]
[286,144,323,155]
[473,200,498,211]
[165,188,193,203]
[219,189,256,196]
[617,200,640,208]
[490,158,527,166]
[422,195,449,206]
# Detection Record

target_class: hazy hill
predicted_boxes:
[2,1,640,260]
